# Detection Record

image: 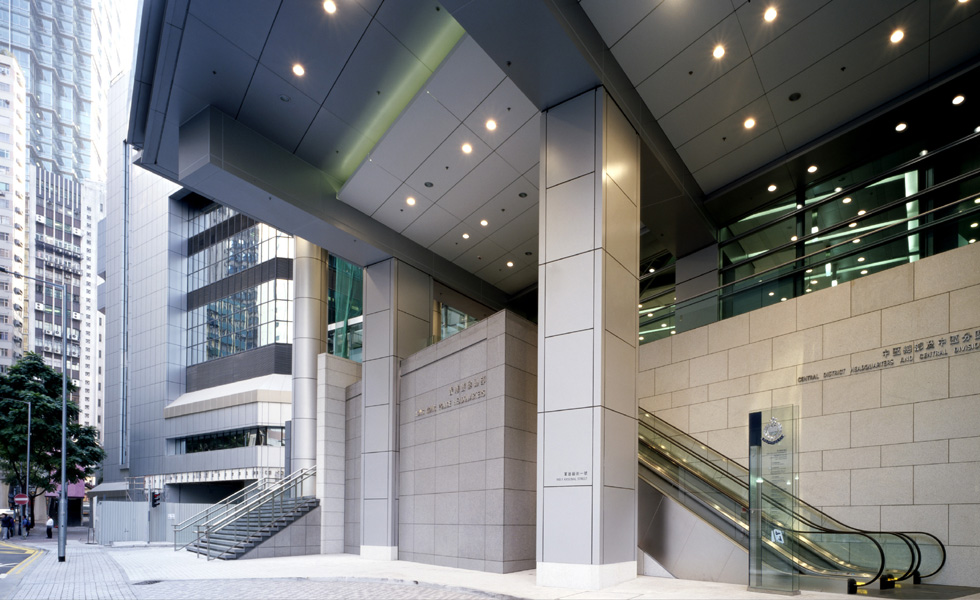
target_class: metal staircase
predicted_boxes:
[174,466,318,560]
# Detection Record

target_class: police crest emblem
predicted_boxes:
[761,416,784,445]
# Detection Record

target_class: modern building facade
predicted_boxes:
[114,0,980,591]
[0,52,28,374]
[0,0,127,436]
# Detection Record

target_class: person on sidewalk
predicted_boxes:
[1,514,9,540]
[21,515,29,538]
[46,517,53,539]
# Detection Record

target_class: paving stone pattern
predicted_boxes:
[8,541,504,600]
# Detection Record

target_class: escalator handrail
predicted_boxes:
[639,441,885,582]
[638,451,886,587]
[639,415,921,582]
[901,530,947,579]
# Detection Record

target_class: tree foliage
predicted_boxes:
[0,353,105,507]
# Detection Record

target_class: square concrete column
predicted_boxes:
[361,258,432,560]
[537,88,639,589]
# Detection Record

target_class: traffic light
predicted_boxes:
[151,491,161,508]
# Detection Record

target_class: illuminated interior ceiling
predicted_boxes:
[130,0,980,299]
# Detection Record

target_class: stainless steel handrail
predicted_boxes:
[173,476,275,551]
[196,466,316,560]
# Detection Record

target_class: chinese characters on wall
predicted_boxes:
[415,374,488,418]
[796,328,979,384]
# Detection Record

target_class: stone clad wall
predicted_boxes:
[638,243,980,586]
[397,310,537,573]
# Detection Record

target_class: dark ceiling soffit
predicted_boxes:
[543,0,717,253]
[542,0,708,207]
[441,0,600,110]
[127,0,167,149]
[176,106,510,311]
[443,0,718,257]
[704,57,980,218]
[129,0,190,169]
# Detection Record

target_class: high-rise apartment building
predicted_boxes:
[0,52,28,374]
[0,0,124,432]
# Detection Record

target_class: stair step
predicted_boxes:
[184,496,319,560]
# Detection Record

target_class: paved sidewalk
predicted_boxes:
[5,533,942,600]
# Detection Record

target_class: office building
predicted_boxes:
[0,53,28,374]
[0,0,126,434]
[110,0,980,592]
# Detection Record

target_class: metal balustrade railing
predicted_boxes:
[196,466,316,560]
[173,476,277,551]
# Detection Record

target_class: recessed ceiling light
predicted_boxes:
[842,197,852,204]
[975,126,980,133]
[713,45,725,59]
[768,291,775,296]
[890,30,904,43]
[807,165,818,173]
[292,63,305,76]
[857,257,865,262]
[744,118,756,129]
[791,235,798,241]
[971,222,978,228]
[670,331,676,335]
[518,192,528,198]
[649,268,655,273]
[768,184,777,192]
[764,7,777,21]
[480,219,488,227]
[811,280,818,285]
[953,95,965,105]
[853,238,861,244]
[462,233,470,239]
[788,92,802,102]
[279,94,290,102]
[461,143,472,154]
[860,270,868,275]
[971,239,977,244]
[780,297,787,302]
[919,150,928,156]
[638,304,643,308]
[424,182,434,188]
[895,122,907,132]
[323,0,337,13]
[849,222,857,228]
[805,269,812,273]
[835,187,842,192]
[506,261,514,267]
[661,323,667,328]
[406,197,416,206]
[486,119,497,131]
[638,336,644,341]
[858,209,866,215]
[806,288,812,293]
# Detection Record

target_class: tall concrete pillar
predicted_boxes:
[537,88,639,589]
[361,258,431,560]
[292,237,328,495]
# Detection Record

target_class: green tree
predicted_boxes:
[0,353,105,524]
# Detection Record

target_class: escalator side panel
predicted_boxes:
[638,476,748,585]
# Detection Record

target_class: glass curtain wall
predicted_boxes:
[186,206,294,365]
[327,254,363,362]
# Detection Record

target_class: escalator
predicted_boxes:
[636,410,945,594]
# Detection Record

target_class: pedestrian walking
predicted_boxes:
[21,515,29,538]
[46,517,53,539]
[1,514,10,540]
